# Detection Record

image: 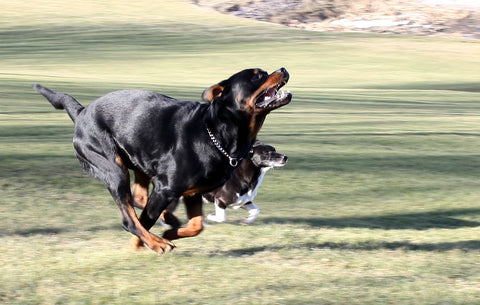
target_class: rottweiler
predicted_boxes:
[33,68,291,253]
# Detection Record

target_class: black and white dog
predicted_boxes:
[160,141,287,226]
[203,140,287,224]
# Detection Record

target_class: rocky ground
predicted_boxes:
[193,0,480,38]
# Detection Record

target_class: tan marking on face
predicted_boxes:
[248,114,267,141]
[242,70,287,140]
[245,70,285,111]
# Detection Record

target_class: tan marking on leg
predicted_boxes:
[123,200,175,253]
[160,209,182,228]
[115,154,130,178]
[163,197,204,240]
[176,215,204,238]
[129,235,145,251]
[115,155,124,167]
[132,170,151,209]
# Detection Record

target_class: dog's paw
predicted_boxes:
[129,236,146,251]
[131,234,175,254]
[149,234,176,254]
[207,213,226,223]
[243,209,260,224]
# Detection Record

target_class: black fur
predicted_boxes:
[33,68,291,253]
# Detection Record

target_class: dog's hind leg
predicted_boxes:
[132,170,151,209]
[163,195,204,240]
[74,142,175,253]
[241,202,260,224]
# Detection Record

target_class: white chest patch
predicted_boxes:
[231,167,270,209]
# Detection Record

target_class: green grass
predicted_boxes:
[1,0,480,304]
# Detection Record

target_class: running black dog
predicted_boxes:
[33,68,291,253]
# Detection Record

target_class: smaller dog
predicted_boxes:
[204,140,287,224]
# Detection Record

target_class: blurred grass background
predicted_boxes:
[1,0,480,304]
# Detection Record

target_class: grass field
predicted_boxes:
[1,0,480,304]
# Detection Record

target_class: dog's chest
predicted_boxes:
[231,168,269,209]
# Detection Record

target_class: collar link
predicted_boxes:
[206,126,240,167]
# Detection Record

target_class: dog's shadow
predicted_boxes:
[260,208,480,230]
[215,239,480,257]
[207,208,480,255]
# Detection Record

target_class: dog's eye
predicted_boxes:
[251,73,264,82]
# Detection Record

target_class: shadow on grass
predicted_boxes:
[2,224,121,237]
[217,239,480,256]
[261,208,480,230]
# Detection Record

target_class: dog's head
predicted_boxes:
[202,68,291,113]
[202,68,292,140]
[249,140,288,169]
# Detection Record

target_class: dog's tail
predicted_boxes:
[33,84,85,122]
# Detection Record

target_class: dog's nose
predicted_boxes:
[283,155,288,163]
[277,67,289,81]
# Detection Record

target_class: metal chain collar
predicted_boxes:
[206,126,239,167]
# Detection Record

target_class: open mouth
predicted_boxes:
[261,157,288,169]
[253,68,292,110]
[255,81,292,109]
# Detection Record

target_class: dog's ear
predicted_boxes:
[202,80,227,102]
[253,139,264,147]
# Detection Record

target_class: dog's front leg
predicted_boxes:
[131,182,177,252]
[163,194,204,240]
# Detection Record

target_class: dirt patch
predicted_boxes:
[193,0,480,38]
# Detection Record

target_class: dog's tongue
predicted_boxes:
[257,87,277,107]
